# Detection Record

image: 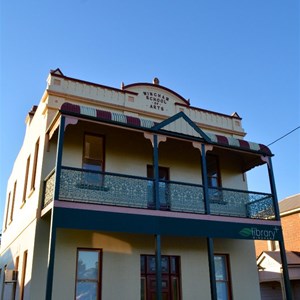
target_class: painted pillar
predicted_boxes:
[45,212,57,300]
[45,115,65,299]
[53,115,66,200]
[201,143,210,214]
[153,134,162,300]
[267,156,292,300]
[153,134,160,210]
[155,234,162,300]
[200,143,217,300]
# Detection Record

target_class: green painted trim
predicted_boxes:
[155,234,162,300]
[54,116,65,200]
[53,207,283,241]
[207,238,217,300]
[201,143,210,214]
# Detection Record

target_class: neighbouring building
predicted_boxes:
[0,69,292,300]
[256,194,300,299]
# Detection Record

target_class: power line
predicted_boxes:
[267,126,300,146]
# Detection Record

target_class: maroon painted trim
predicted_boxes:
[216,135,229,145]
[126,115,141,126]
[50,70,138,96]
[96,109,112,120]
[59,102,272,156]
[176,102,242,120]
[61,102,81,114]
[123,82,190,105]
[238,139,250,149]
[259,144,272,156]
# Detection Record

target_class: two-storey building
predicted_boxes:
[0,69,291,299]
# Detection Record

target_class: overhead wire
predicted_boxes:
[267,126,300,147]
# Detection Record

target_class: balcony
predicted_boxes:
[43,167,275,220]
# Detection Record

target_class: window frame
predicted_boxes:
[82,133,105,171]
[147,165,170,209]
[214,254,232,300]
[206,154,222,188]
[20,250,28,300]
[10,181,17,223]
[4,192,11,230]
[22,155,31,205]
[30,138,39,192]
[75,248,102,300]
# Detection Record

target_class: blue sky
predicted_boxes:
[0,0,299,228]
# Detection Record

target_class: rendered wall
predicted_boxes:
[51,229,260,300]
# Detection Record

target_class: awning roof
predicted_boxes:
[59,102,272,157]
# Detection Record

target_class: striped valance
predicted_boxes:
[60,102,272,156]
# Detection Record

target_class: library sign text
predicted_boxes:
[143,91,169,111]
[239,226,280,240]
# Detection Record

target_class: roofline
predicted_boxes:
[123,82,190,105]
[50,69,138,96]
[280,207,300,217]
[175,103,242,120]
[50,70,242,121]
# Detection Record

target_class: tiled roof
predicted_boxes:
[264,251,300,265]
[279,194,300,214]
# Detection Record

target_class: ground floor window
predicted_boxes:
[214,254,232,300]
[141,255,181,300]
[75,248,102,300]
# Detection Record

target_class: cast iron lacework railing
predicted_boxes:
[43,167,275,220]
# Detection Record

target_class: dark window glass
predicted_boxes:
[207,154,221,188]
[82,134,104,186]
[147,165,170,209]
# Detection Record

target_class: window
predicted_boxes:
[4,192,11,230]
[141,255,181,300]
[30,138,39,191]
[147,165,170,209]
[82,134,104,186]
[10,181,17,223]
[12,256,19,299]
[207,154,221,188]
[22,156,31,204]
[75,249,102,300]
[20,250,28,300]
[214,255,232,300]
[206,155,223,203]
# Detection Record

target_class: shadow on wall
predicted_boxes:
[0,248,31,300]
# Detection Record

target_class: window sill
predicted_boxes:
[28,187,35,198]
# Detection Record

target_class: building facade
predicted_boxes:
[0,69,291,300]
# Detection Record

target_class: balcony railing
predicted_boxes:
[43,167,275,220]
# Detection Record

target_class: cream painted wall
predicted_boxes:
[0,220,37,300]
[57,119,248,192]
[214,239,261,300]
[51,229,260,300]
[1,98,48,248]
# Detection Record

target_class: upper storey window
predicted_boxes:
[207,154,221,188]
[83,134,105,172]
[82,134,105,186]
